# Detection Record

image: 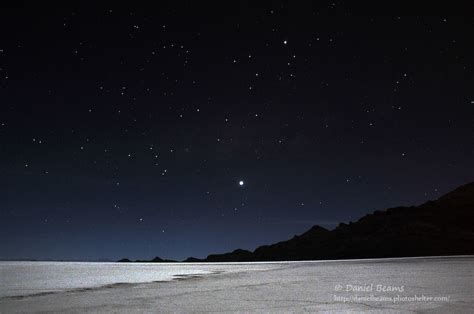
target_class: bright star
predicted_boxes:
[239,180,244,186]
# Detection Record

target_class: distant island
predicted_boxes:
[119,182,474,263]
[118,256,177,263]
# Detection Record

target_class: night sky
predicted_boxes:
[1,3,473,261]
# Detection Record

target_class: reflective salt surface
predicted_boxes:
[0,261,275,298]
[1,256,473,313]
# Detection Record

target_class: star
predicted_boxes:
[239,180,244,186]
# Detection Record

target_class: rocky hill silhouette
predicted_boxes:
[184,182,474,262]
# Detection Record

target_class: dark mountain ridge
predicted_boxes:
[120,182,474,262]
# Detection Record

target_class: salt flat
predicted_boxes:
[1,256,473,313]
